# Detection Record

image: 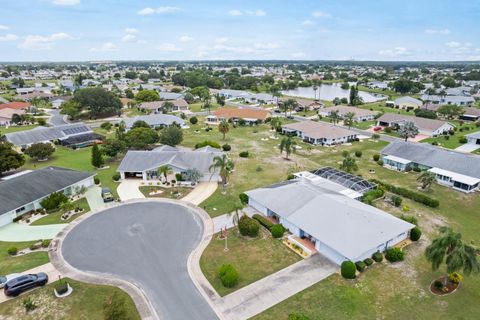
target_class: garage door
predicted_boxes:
[0,213,13,228]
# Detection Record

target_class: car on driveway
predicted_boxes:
[0,273,22,289]
[4,273,48,297]
[101,187,114,202]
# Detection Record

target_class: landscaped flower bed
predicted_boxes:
[430,276,460,296]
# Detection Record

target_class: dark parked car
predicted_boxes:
[101,187,114,202]
[4,273,48,297]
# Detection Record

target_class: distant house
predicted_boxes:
[0,108,26,126]
[0,167,95,227]
[13,92,53,102]
[140,99,189,113]
[218,89,275,104]
[117,146,223,181]
[206,108,271,125]
[282,121,358,146]
[123,114,186,131]
[282,98,323,111]
[376,113,454,136]
[445,86,472,96]
[459,107,480,122]
[394,96,422,110]
[159,92,183,101]
[381,141,480,193]
[0,101,31,112]
[421,94,475,106]
[319,105,377,122]
[466,131,480,145]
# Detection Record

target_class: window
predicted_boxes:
[15,207,25,214]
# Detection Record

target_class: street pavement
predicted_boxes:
[47,109,69,126]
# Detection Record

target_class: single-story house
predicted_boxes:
[140,100,189,113]
[5,122,102,149]
[445,86,472,96]
[376,113,454,136]
[286,98,323,111]
[206,108,271,125]
[394,96,423,110]
[0,167,95,227]
[0,101,31,111]
[282,121,358,146]
[421,94,475,106]
[13,92,53,102]
[159,92,183,101]
[246,178,414,265]
[381,141,480,192]
[0,108,26,126]
[318,105,377,122]
[123,114,186,131]
[218,89,275,104]
[466,131,480,145]
[459,107,480,122]
[117,146,223,181]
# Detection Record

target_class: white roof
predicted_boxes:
[428,167,480,185]
[383,155,412,165]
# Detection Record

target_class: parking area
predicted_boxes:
[61,201,218,320]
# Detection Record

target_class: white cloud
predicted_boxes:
[89,42,116,52]
[124,28,138,34]
[446,41,461,48]
[121,34,136,42]
[425,28,451,35]
[19,32,72,50]
[379,47,409,57]
[302,20,314,26]
[137,6,180,15]
[157,43,181,52]
[215,37,229,44]
[179,35,193,42]
[0,25,9,30]
[228,9,243,16]
[228,9,266,17]
[312,11,331,18]
[0,34,18,41]
[51,0,80,5]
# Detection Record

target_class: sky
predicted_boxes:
[0,0,479,62]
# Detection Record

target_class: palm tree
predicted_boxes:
[398,121,419,141]
[344,111,356,129]
[157,165,171,182]
[209,154,234,192]
[218,120,230,140]
[417,171,437,190]
[330,110,340,126]
[425,227,480,283]
[270,117,282,132]
[340,154,358,173]
[313,85,318,100]
[279,137,296,160]
[60,200,74,213]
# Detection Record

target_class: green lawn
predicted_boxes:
[353,120,376,130]
[200,227,301,296]
[421,122,480,149]
[0,278,141,320]
[31,198,90,226]
[139,185,194,199]
[0,124,39,134]
[188,102,220,112]
[0,241,49,275]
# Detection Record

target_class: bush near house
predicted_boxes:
[372,251,383,262]
[355,261,367,272]
[400,215,418,225]
[218,264,239,288]
[373,153,380,161]
[40,192,69,211]
[364,258,374,266]
[238,215,260,237]
[385,247,405,262]
[391,195,403,207]
[94,177,100,185]
[341,261,356,279]
[270,224,285,238]
[371,179,439,208]
[362,188,384,204]
[355,150,362,158]
[239,193,248,205]
[410,227,422,241]
[377,159,384,166]
[194,140,221,149]
[112,172,121,181]
[222,144,231,151]
[189,116,198,125]
[252,214,274,229]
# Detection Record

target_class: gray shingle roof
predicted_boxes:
[381,141,480,178]
[123,114,185,129]
[377,113,452,132]
[0,167,94,215]
[5,123,92,146]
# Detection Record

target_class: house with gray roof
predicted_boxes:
[0,167,95,227]
[421,94,475,106]
[282,121,358,146]
[381,141,480,192]
[466,131,480,146]
[376,113,453,136]
[123,114,186,131]
[394,96,423,110]
[246,178,414,264]
[117,147,224,181]
[318,105,377,122]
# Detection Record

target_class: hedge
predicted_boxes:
[238,215,259,237]
[218,264,239,288]
[252,214,274,229]
[385,247,405,262]
[355,261,367,272]
[270,224,285,238]
[341,261,356,279]
[239,151,249,158]
[112,172,121,181]
[195,140,221,149]
[239,193,248,205]
[371,179,439,208]
[372,252,383,262]
[7,247,18,256]
[362,188,384,205]
[410,227,422,241]
[364,258,374,266]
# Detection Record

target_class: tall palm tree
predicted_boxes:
[330,110,340,126]
[313,85,318,100]
[218,120,230,140]
[209,154,234,192]
[417,171,437,190]
[425,227,480,283]
[344,111,356,129]
[279,137,296,160]
[157,165,171,182]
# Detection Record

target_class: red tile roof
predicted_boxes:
[0,101,31,111]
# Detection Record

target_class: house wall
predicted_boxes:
[315,240,347,265]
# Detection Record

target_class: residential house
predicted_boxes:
[206,108,271,125]
[13,92,53,102]
[421,94,475,106]
[459,107,480,122]
[0,101,31,112]
[381,141,480,192]
[376,113,454,136]
[123,114,186,131]
[0,167,95,227]
[282,121,358,146]
[319,105,377,122]
[466,131,480,145]
[0,108,26,126]
[394,96,423,110]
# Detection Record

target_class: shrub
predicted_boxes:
[355,261,367,272]
[270,224,285,238]
[364,258,374,266]
[112,172,121,181]
[100,122,113,130]
[448,272,463,284]
[94,177,100,185]
[385,247,405,262]
[413,167,421,172]
[252,214,274,229]
[238,215,259,237]
[218,264,239,288]
[222,144,231,151]
[372,252,383,262]
[377,159,384,166]
[400,214,418,225]
[410,227,422,241]
[434,280,443,289]
[175,173,183,181]
[372,133,380,139]
[189,116,198,125]
[7,247,18,255]
[371,179,439,208]
[354,150,362,158]
[239,193,248,205]
[384,126,392,133]
[23,297,37,312]
[239,151,249,158]
[373,154,380,161]
[42,239,51,248]
[195,140,221,149]
[55,281,69,295]
[287,173,295,180]
[40,192,69,211]
[362,188,384,204]
[459,136,468,144]
[391,195,402,207]
[341,150,349,158]
[341,261,356,279]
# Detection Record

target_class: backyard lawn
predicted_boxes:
[31,198,90,226]
[0,241,49,274]
[421,122,480,149]
[0,278,141,320]
[200,227,301,296]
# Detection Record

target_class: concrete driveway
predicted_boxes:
[61,202,218,320]
[182,182,218,205]
[117,179,145,201]
[455,143,480,153]
[0,223,66,242]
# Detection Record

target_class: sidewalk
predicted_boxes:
[212,206,256,233]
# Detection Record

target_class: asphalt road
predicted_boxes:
[48,109,69,126]
[62,202,218,320]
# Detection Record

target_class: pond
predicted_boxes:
[282,83,387,102]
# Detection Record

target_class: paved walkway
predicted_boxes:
[0,223,66,242]
[117,179,145,201]
[214,254,337,320]
[212,206,256,233]
[182,182,218,205]
[0,262,62,303]
[455,143,480,153]
[85,186,106,211]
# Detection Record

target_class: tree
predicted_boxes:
[159,125,183,146]
[135,89,160,102]
[425,227,480,281]
[59,200,74,213]
[279,137,296,160]
[102,139,127,158]
[91,142,104,168]
[282,99,297,117]
[184,92,194,103]
[329,110,340,126]
[218,120,230,140]
[343,111,356,129]
[340,153,358,173]
[103,292,129,320]
[125,71,137,80]
[131,120,150,129]
[124,88,134,99]
[0,141,25,176]
[157,165,172,182]
[162,101,175,112]
[216,94,226,106]
[60,100,82,120]
[125,127,159,149]
[73,87,122,118]
[24,143,55,161]
[437,104,464,120]
[184,168,203,184]
[417,171,437,190]
[209,154,234,192]
[398,121,419,141]
[441,77,457,88]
